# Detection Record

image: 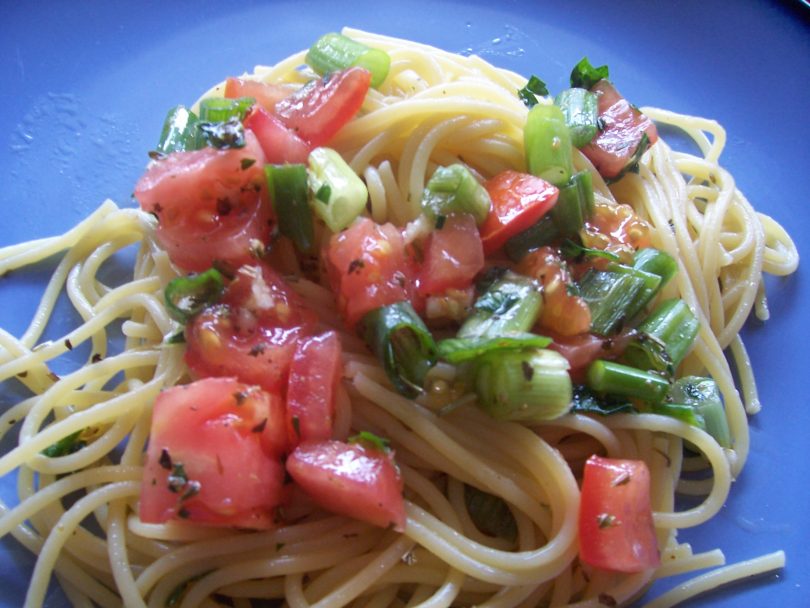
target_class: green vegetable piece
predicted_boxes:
[464,485,518,541]
[360,301,438,397]
[621,299,700,374]
[633,247,678,287]
[348,430,392,452]
[421,164,491,226]
[265,164,316,253]
[437,332,551,364]
[474,348,573,422]
[503,215,559,261]
[577,268,648,335]
[585,359,670,404]
[570,385,635,416]
[668,377,732,448]
[651,402,705,429]
[524,103,574,187]
[605,263,662,322]
[570,57,610,90]
[41,429,86,458]
[157,105,199,154]
[164,268,226,324]
[307,147,368,232]
[554,88,599,147]
[517,75,549,109]
[306,32,391,88]
[198,96,255,122]
[196,117,246,150]
[458,272,543,339]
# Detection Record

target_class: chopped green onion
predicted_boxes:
[198,96,255,122]
[156,105,199,153]
[605,263,662,322]
[621,299,700,375]
[570,57,609,90]
[437,332,551,364]
[360,301,438,397]
[554,88,599,147]
[570,385,634,416]
[517,75,549,108]
[421,164,491,225]
[41,429,86,458]
[651,402,705,429]
[503,216,559,261]
[307,147,368,232]
[667,377,731,448]
[585,359,670,404]
[474,348,572,421]
[464,485,518,541]
[524,104,574,187]
[196,117,246,150]
[458,272,542,339]
[164,268,226,324]
[577,268,648,335]
[306,32,391,88]
[561,240,621,263]
[633,248,678,287]
[265,164,315,253]
[348,430,392,452]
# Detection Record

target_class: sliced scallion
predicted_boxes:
[307,147,368,232]
[458,272,542,339]
[164,268,226,324]
[306,32,391,88]
[577,268,647,335]
[421,164,491,225]
[667,376,731,448]
[585,359,670,404]
[554,88,599,148]
[621,299,700,375]
[524,104,574,187]
[265,164,315,253]
[437,332,551,364]
[198,96,255,122]
[157,106,199,154]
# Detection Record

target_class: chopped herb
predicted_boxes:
[159,448,173,470]
[349,430,391,452]
[17,371,28,378]
[348,259,365,274]
[275,542,285,551]
[434,214,446,230]
[517,75,549,108]
[233,391,248,406]
[168,463,189,493]
[64,339,73,350]
[240,157,256,170]
[561,239,621,263]
[291,416,301,438]
[41,430,86,458]
[166,331,186,345]
[196,117,246,149]
[177,507,190,519]
[315,183,332,204]
[248,343,267,357]
[611,471,631,486]
[570,57,610,90]
[596,513,619,529]
[181,480,201,501]
[598,593,618,607]
[521,360,534,381]
[464,484,518,541]
[91,353,103,363]
[216,198,232,216]
[251,418,268,433]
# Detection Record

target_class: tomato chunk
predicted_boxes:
[481,170,559,254]
[275,67,371,147]
[185,263,317,392]
[286,331,343,447]
[244,106,311,165]
[224,77,297,113]
[416,213,484,297]
[579,455,660,573]
[581,80,659,180]
[326,217,415,328]
[134,131,270,272]
[286,439,406,531]
[139,377,286,529]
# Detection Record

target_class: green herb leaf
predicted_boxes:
[570,57,610,90]
[41,429,86,458]
[349,430,391,452]
[464,485,518,541]
[164,268,225,324]
[517,75,549,108]
[561,239,621,262]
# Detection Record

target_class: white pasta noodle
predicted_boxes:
[0,28,799,608]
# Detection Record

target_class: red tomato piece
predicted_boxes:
[416,214,484,297]
[581,80,659,180]
[275,67,371,148]
[326,217,415,328]
[139,377,286,529]
[481,170,559,254]
[185,263,317,393]
[243,106,311,165]
[286,439,406,531]
[224,77,297,113]
[286,331,343,448]
[134,131,270,272]
[579,455,660,573]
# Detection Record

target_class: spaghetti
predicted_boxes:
[0,28,799,608]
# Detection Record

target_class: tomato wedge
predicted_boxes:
[243,106,311,165]
[581,80,659,180]
[139,377,286,529]
[481,170,559,254]
[224,77,297,113]
[416,213,484,297]
[286,331,343,447]
[275,67,371,147]
[185,263,317,393]
[579,455,660,573]
[286,439,406,531]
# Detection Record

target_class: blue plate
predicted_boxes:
[1,2,808,606]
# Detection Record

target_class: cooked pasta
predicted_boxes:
[0,28,799,608]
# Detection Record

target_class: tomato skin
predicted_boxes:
[581,80,659,180]
[243,106,311,165]
[326,217,415,328]
[275,67,371,147]
[416,214,484,297]
[134,131,270,272]
[286,331,343,448]
[139,377,286,529]
[579,455,660,573]
[224,77,297,113]
[286,439,406,531]
[481,171,559,254]
[185,263,317,393]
